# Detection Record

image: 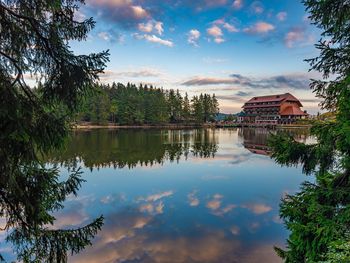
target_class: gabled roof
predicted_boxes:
[244,93,303,107]
[280,105,308,116]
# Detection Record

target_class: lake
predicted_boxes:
[1,128,311,262]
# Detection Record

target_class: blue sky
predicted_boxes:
[71,0,323,114]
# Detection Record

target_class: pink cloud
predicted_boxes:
[207,25,223,37]
[243,22,275,34]
[284,28,305,48]
[242,203,272,215]
[207,25,225,44]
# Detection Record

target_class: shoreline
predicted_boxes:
[73,123,215,130]
[73,123,311,130]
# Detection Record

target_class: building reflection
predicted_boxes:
[46,129,219,169]
[239,128,310,156]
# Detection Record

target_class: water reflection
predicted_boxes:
[47,129,218,169]
[239,128,310,156]
[2,128,311,262]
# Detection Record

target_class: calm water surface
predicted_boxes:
[3,128,312,262]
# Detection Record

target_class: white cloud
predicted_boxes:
[144,34,173,47]
[138,21,154,33]
[155,202,164,214]
[284,27,306,48]
[207,25,225,44]
[206,194,236,216]
[214,19,239,33]
[134,33,174,47]
[207,25,223,37]
[223,22,239,32]
[232,0,243,9]
[131,5,148,19]
[138,20,164,35]
[98,31,111,41]
[139,201,164,214]
[100,68,164,82]
[214,37,225,43]
[154,21,164,35]
[207,199,221,210]
[276,11,287,21]
[188,190,200,206]
[97,30,125,43]
[188,29,201,46]
[88,0,149,27]
[251,1,264,14]
[139,190,174,202]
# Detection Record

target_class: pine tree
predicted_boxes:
[211,94,219,121]
[269,1,350,262]
[183,92,191,122]
[191,95,204,123]
[0,1,108,261]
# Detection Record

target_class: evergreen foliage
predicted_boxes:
[46,129,219,169]
[269,1,350,262]
[0,0,108,261]
[76,82,219,125]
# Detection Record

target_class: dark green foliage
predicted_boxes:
[45,129,219,169]
[0,0,108,262]
[76,82,219,125]
[269,1,350,262]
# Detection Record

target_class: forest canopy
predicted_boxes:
[70,82,220,125]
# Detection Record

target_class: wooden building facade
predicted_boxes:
[242,93,308,124]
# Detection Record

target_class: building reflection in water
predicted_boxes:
[239,128,310,156]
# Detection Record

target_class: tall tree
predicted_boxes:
[0,0,108,262]
[270,1,350,262]
[182,92,191,122]
[191,95,204,123]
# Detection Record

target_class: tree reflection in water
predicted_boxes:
[45,129,219,170]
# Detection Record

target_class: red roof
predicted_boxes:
[244,93,303,107]
[280,105,308,116]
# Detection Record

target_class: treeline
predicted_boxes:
[46,129,218,169]
[76,82,219,125]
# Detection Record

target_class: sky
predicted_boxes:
[70,0,323,114]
